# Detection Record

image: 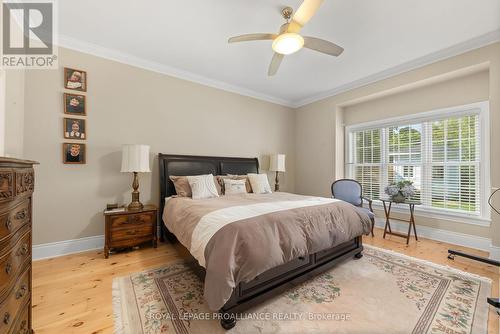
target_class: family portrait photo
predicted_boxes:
[64,118,86,140]
[63,143,86,164]
[64,67,87,91]
[64,93,86,115]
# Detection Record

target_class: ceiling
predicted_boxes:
[58,0,500,107]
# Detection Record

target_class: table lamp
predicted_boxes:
[121,144,150,210]
[269,154,286,191]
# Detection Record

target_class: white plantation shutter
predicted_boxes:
[346,103,488,220]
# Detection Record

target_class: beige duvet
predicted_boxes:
[163,192,372,311]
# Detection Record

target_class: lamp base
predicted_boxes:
[128,200,143,211]
[274,171,280,192]
[128,172,144,211]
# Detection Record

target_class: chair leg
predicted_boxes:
[370,217,375,237]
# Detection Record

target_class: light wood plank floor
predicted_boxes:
[32,229,499,334]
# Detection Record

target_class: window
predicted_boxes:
[346,102,489,223]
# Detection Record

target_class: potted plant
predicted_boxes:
[384,180,416,203]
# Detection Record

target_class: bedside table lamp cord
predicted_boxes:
[447,188,500,314]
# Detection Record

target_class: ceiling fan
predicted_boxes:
[228,0,344,76]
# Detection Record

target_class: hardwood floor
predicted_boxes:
[32,229,499,333]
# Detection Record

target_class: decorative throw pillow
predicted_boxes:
[225,174,253,193]
[170,175,221,197]
[169,176,192,197]
[247,173,272,194]
[187,174,220,200]
[223,179,247,195]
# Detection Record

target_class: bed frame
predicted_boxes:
[158,154,364,329]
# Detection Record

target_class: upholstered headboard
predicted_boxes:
[158,154,259,242]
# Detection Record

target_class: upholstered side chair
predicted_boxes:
[331,179,375,237]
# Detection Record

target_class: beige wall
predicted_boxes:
[3,70,25,157]
[23,48,295,245]
[0,70,4,156]
[295,42,500,244]
[343,70,489,125]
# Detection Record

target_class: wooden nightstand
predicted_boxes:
[103,205,158,258]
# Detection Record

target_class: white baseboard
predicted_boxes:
[32,235,104,261]
[32,222,499,262]
[488,244,500,261]
[374,218,497,258]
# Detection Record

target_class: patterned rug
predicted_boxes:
[112,245,491,334]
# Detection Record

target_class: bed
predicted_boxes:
[159,154,371,329]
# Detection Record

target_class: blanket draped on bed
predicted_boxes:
[163,192,372,311]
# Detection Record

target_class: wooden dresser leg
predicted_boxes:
[104,246,110,259]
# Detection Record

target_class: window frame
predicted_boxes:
[344,101,490,226]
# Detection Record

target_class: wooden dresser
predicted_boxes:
[0,158,37,334]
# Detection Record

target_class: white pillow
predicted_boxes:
[186,174,220,200]
[247,173,272,194]
[223,179,247,195]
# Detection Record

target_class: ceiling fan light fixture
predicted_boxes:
[272,33,304,55]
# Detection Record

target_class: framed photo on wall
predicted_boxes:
[64,118,86,140]
[63,143,86,164]
[64,67,87,92]
[64,93,86,116]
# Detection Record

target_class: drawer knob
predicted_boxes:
[5,262,11,275]
[3,312,9,325]
[15,284,27,299]
[5,218,12,231]
[18,243,29,256]
[15,209,27,220]
[19,320,27,334]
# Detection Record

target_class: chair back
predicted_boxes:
[331,179,363,206]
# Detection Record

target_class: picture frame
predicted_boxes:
[62,143,86,164]
[63,118,86,140]
[64,93,86,116]
[64,67,87,92]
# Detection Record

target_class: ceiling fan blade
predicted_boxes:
[303,36,344,56]
[228,33,277,43]
[292,0,324,28]
[268,52,284,76]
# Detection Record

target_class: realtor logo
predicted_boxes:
[2,1,58,69]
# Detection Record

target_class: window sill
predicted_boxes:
[370,201,491,227]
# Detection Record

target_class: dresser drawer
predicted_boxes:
[111,224,153,242]
[0,268,30,334]
[14,169,35,198]
[8,300,29,334]
[0,170,14,203]
[110,212,154,229]
[0,200,30,243]
[0,231,31,296]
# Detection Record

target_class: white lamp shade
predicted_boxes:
[120,144,151,173]
[269,154,286,172]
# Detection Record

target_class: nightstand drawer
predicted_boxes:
[110,212,154,229]
[110,225,153,242]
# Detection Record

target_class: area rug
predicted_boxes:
[112,245,491,334]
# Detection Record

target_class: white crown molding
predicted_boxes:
[57,34,295,108]
[32,235,104,260]
[292,29,500,108]
[57,30,500,110]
